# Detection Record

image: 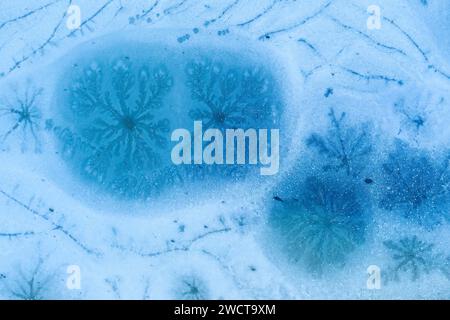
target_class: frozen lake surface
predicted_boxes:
[0,0,450,299]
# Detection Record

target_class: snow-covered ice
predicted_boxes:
[0,0,450,299]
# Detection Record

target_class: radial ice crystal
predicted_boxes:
[268,176,368,274]
[53,52,173,199]
[186,58,279,130]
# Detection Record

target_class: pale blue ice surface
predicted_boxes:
[0,0,450,299]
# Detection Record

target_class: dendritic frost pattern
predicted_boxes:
[175,57,283,181]
[306,109,372,177]
[0,83,43,152]
[175,275,210,300]
[383,236,450,282]
[54,56,173,199]
[186,58,280,129]
[2,259,55,300]
[380,141,450,228]
[269,176,368,274]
